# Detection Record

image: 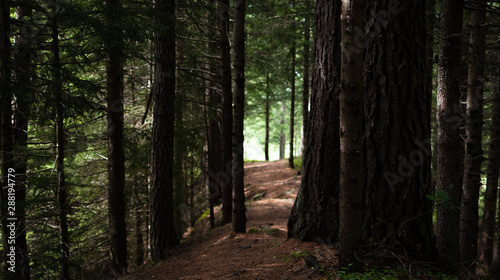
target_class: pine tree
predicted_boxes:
[288,0,341,242]
[435,0,464,274]
[150,0,179,261]
[105,0,128,275]
[338,0,364,272]
[232,0,247,233]
[460,0,486,274]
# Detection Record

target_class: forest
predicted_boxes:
[1,0,500,279]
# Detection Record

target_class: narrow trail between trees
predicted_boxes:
[134,159,335,280]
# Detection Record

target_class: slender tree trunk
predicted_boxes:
[220,0,233,225]
[0,1,15,278]
[427,0,437,182]
[105,0,128,275]
[204,92,216,229]
[265,72,270,161]
[12,3,32,279]
[289,7,296,169]
[151,0,178,261]
[491,187,500,278]
[301,8,310,156]
[207,1,223,207]
[173,96,187,237]
[232,0,247,233]
[51,13,71,280]
[288,0,341,243]
[363,0,434,261]
[483,49,500,270]
[435,0,464,274]
[460,0,486,275]
[339,0,364,272]
[134,195,144,267]
[279,102,285,160]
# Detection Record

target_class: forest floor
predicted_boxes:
[133,159,337,280]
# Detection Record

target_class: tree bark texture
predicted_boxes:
[482,50,500,270]
[150,0,179,261]
[105,0,128,275]
[207,1,223,207]
[460,0,485,274]
[219,0,233,225]
[435,0,464,274]
[339,0,365,272]
[288,0,341,243]
[232,0,247,233]
[363,0,435,260]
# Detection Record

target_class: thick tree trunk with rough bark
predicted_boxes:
[232,0,247,233]
[105,0,128,275]
[460,0,485,274]
[363,0,435,261]
[482,50,500,270]
[288,0,341,243]
[339,0,364,272]
[435,0,464,275]
[220,0,233,225]
[150,0,179,262]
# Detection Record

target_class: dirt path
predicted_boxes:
[133,159,336,280]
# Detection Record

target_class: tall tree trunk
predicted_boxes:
[105,0,128,275]
[51,13,71,280]
[288,0,341,243]
[482,49,500,270]
[363,0,434,260]
[0,1,15,277]
[207,0,223,207]
[279,102,285,160]
[219,0,233,225]
[265,72,270,161]
[460,0,485,275]
[301,7,310,156]
[232,0,247,233]
[151,0,179,261]
[427,0,437,182]
[435,0,464,274]
[204,91,216,229]
[289,7,296,169]
[491,185,500,277]
[12,3,32,279]
[134,189,144,267]
[338,0,364,272]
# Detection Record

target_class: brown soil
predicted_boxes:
[132,159,338,280]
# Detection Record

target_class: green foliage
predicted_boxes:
[293,156,302,171]
[427,189,460,210]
